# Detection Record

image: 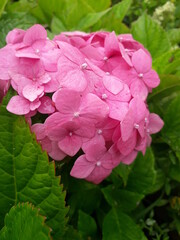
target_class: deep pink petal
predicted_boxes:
[130,97,147,123]
[86,166,112,184]
[121,150,138,165]
[117,130,137,156]
[49,141,66,161]
[31,123,46,140]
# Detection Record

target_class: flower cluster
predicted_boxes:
[0,24,164,184]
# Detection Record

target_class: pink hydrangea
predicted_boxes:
[0,24,164,184]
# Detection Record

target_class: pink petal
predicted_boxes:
[58,135,82,156]
[132,49,152,73]
[38,96,55,114]
[121,150,138,165]
[109,101,129,121]
[22,84,44,102]
[149,113,164,134]
[80,93,109,122]
[31,123,46,140]
[143,70,160,88]
[104,31,119,57]
[7,95,30,115]
[86,166,112,184]
[60,69,87,92]
[117,130,137,156]
[49,141,66,161]
[23,24,47,46]
[70,155,95,178]
[85,142,107,162]
[130,97,147,123]
[121,108,135,141]
[130,80,148,101]
[103,75,124,95]
[54,89,81,113]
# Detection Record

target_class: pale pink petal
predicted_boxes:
[121,108,135,141]
[130,80,148,101]
[23,24,47,46]
[6,29,25,44]
[130,97,147,123]
[7,95,30,115]
[103,75,124,94]
[22,84,44,102]
[30,100,41,111]
[143,70,160,88]
[54,89,81,114]
[58,135,82,156]
[149,113,164,134]
[60,69,87,92]
[70,155,95,178]
[109,101,129,121]
[132,49,152,73]
[80,93,109,122]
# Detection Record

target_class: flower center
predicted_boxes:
[134,123,139,129]
[138,73,143,78]
[81,63,87,69]
[69,132,73,136]
[74,112,80,118]
[97,129,102,135]
[102,93,107,99]
[96,161,101,167]
[35,49,40,53]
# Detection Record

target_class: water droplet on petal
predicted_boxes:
[69,132,73,136]
[103,56,108,61]
[105,72,110,75]
[146,128,150,133]
[145,117,148,123]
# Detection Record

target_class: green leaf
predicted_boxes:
[51,16,67,34]
[113,163,132,186]
[147,169,165,194]
[131,14,171,59]
[0,91,68,239]
[102,185,144,212]
[0,203,51,240]
[0,0,8,18]
[103,208,147,240]
[0,12,37,48]
[167,28,180,45]
[76,8,110,31]
[92,0,132,33]
[153,49,180,75]
[169,165,180,182]
[148,74,180,102]
[78,210,97,238]
[162,95,180,160]
[62,226,83,240]
[126,148,156,194]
